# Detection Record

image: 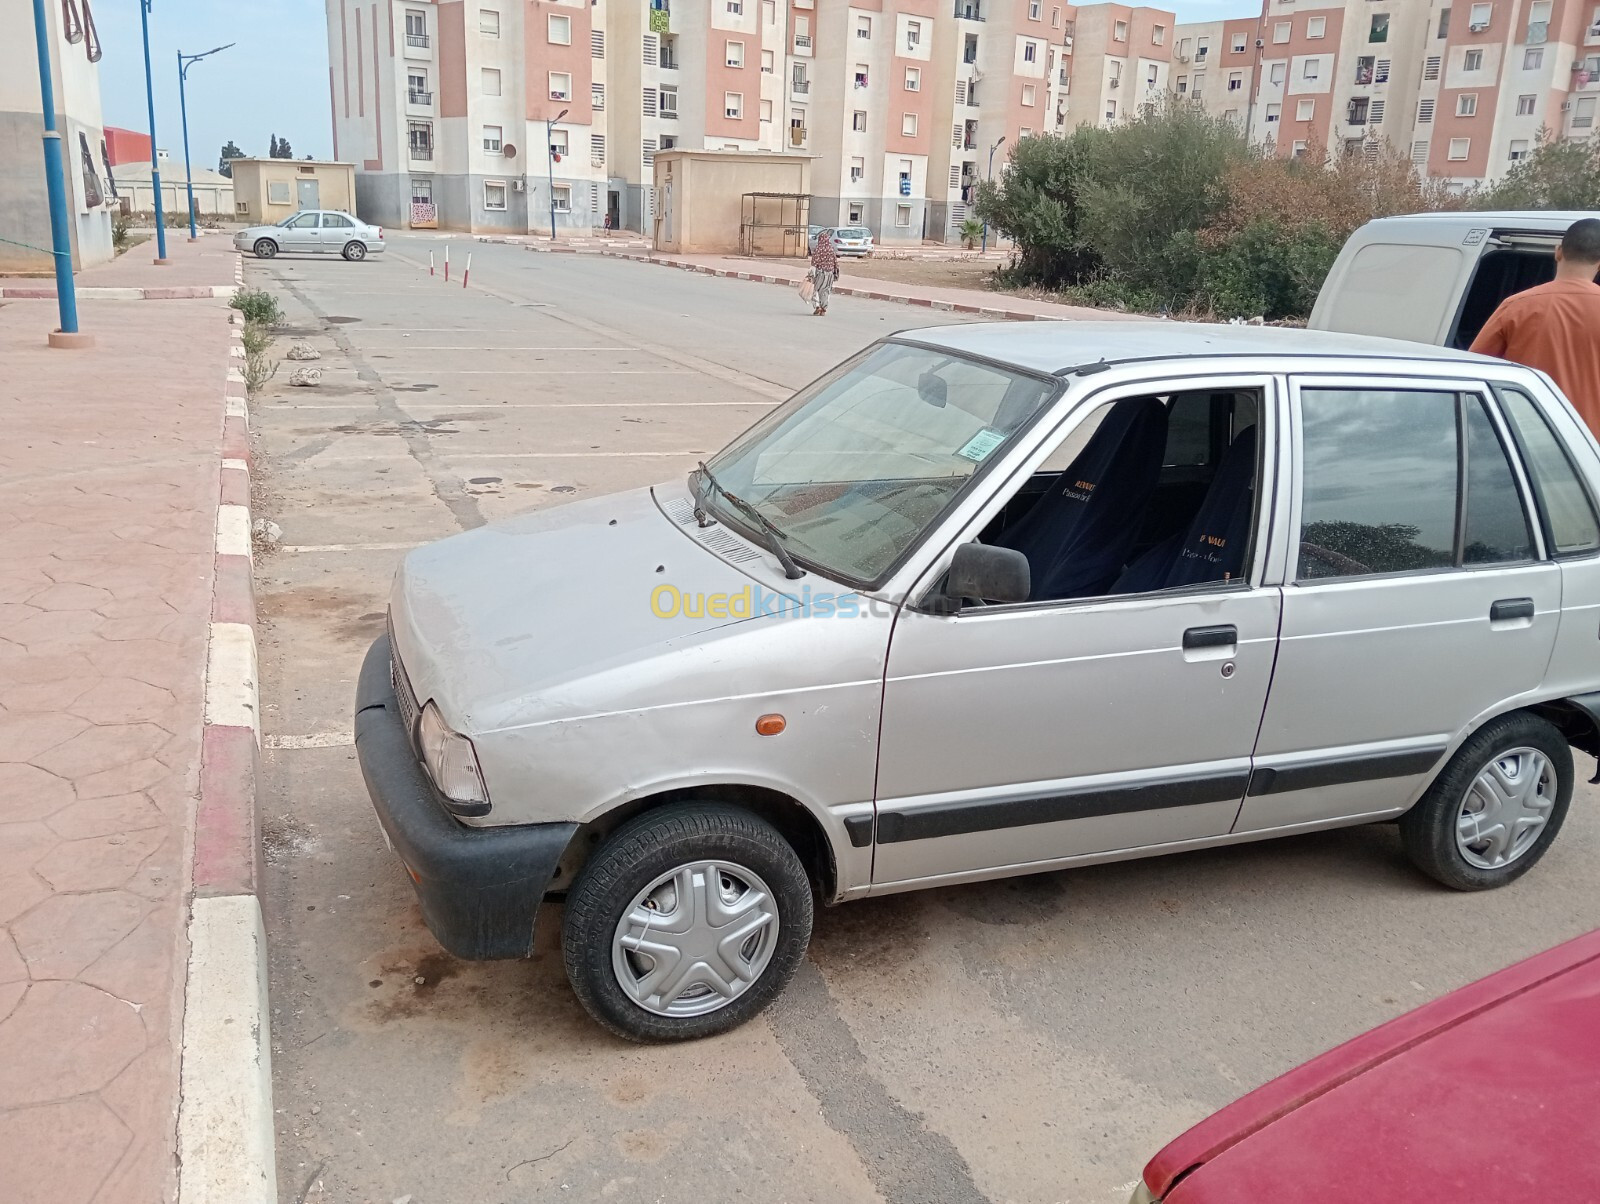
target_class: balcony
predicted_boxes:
[405,32,430,48]
[791,79,810,94]
[793,33,812,55]
[408,143,433,161]
[660,56,678,69]
[954,3,985,20]
[660,108,679,120]
[408,88,433,105]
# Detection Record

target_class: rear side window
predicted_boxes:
[1498,387,1600,556]
[1297,389,1534,580]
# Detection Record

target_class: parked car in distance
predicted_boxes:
[1310,209,1599,349]
[234,209,386,261]
[356,321,1600,1042]
[807,225,875,256]
[1130,927,1600,1203]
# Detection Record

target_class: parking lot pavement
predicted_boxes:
[256,237,1600,1204]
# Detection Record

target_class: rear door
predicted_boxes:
[1238,375,1559,833]
[319,211,356,252]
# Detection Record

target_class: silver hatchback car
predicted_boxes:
[356,323,1600,1041]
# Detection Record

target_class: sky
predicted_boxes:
[96,0,332,172]
[92,0,1251,174]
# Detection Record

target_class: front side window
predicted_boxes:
[1296,389,1534,580]
[703,343,1056,586]
[283,211,320,228]
[1498,387,1600,555]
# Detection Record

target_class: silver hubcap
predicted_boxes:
[1456,746,1554,870]
[611,860,779,1018]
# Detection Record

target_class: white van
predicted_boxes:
[1309,210,1598,349]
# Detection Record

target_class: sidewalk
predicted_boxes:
[0,236,241,301]
[0,238,266,1204]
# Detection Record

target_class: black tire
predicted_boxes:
[562,803,813,1042]
[342,241,366,261]
[1399,711,1573,891]
[253,238,278,259]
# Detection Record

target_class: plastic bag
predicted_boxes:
[798,275,815,304]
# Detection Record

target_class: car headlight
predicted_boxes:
[417,701,489,809]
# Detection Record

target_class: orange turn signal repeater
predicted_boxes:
[755,713,787,736]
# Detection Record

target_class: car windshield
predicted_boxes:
[701,342,1056,586]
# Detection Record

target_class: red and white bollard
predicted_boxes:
[444,244,450,283]
[429,250,435,277]
[462,252,471,289]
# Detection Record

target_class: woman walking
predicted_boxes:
[809,229,838,316]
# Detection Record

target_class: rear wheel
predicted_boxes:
[342,241,367,261]
[562,803,813,1042]
[253,238,278,259]
[1400,712,1572,890]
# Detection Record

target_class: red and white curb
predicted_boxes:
[176,299,277,1204]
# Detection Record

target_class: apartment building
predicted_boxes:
[1171,16,1261,131]
[1063,5,1175,129]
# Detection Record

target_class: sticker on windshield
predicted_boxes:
[955,429,1006,462]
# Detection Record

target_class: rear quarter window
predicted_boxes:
[1316,243,1467,345]
[1498,387,1600,556]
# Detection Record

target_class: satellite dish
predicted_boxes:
[503,142,517,159]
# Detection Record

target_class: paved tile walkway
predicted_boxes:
[0,241,233,1203]
[0,231,239,292]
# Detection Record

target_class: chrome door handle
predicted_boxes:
[1490,598,1534,622]
[1183,625,1237,650]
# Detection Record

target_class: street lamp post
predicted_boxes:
[28,0,88,347]
[138,0,168,264]
[546,107,568,241]
[980,134,1005,254]
[178,43,234,242]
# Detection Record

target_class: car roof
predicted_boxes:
[892,320,1495,377]
[1146,928,1600,1203]
[1363,209,1595,228]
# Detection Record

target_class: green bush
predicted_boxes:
[230,287,283,326]
[1475,130,1600,210]
[1198,220,1341,321]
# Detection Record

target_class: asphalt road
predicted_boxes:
[256,234,1600,1204]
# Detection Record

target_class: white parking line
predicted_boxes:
[264,732,355,749]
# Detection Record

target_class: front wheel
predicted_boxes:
[342,241,367,261]
[562,803,813,1042]
[253,239,278,259]
[1399,711,1573,890]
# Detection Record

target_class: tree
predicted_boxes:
[1475,129,1600,210]
[218,140,245,177]
[267,134,293,160]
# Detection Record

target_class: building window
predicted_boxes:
[1524,48,1543,69]
[1232,32,1246,52]
[1469,3,1491,27]
[1509,138,1530,160]
[548,128,569,159]
[1273,21,1289,43]
[1265,102,1281,123]
[1298,98,1315,120]
[1024,41,1037,62]
[725,91,742,118]
[906,66,921,90]
[762,48,774,72]
[1418,98,1435,122]
[1457,93,1478,116]
[482,124,503,153]
[548,13,571,44]
[756,98,770,122]
[404,9,429,46]
[907,19,922,46]
[1291,140,1308,157]
[854,63,869,88]
[726,40,744,66]
[479,8,499,36]
[1192,71,1205,91]
[1105,99,1117,120]
[1176,75,1188,94]
[408,70,431,103]
[1022,82,1036,105]
[1369,13,1389,41]
[1152,23,1166,45]
[1308,15,1326,38]
[1516,94,1536,115]
[267,180,291,204]
[895,203,912,227]
[1576,96,1598,128]
[408,121,433,159]
[483,180,507,209]
[660,84,679,116]
[551,185,571,213]
[1228,71,1242,91]
[1029,0,1040,17]
[481,67,501,96]
[1270,62,1285,84]
[1146,64,1159,87]
[1114,19,1127,40]
[852,110,867,131]
[549,72,571,101]
[1464,48,1483,71]
[1449,136,1471,160]
[902,112,918,135]
[850,156,864,181]
[726,0,742,11]
[411,177,432,205]
[857,15,871,37]
[1303,57,1320,80]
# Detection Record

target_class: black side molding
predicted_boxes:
[843,814,874,848]
[1247,746,1448,797]
[876,771,1250,844]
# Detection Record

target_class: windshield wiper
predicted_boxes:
[694,462,805,580]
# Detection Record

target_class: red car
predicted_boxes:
[1133,929,1600,1202]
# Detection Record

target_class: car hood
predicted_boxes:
[235,225,281,240]
[389,485,804,733]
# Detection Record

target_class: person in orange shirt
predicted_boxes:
[1471,218,1600,435]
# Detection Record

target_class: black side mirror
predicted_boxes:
[947,542,1030,605]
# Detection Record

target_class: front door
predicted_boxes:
[1237,377,1561,832]
[297,177,320,211]
[872,377,1285,890]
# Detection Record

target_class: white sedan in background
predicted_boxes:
[235,210,386,261]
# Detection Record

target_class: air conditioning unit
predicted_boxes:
[513,180,526,191]
[1469,21,1488,32]
[1109,77,1120,87]
[1562,100,1573,110]
[1175,51,1189,62]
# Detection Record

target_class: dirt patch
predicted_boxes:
[257,584,388,645]
[835,257,1002,291]
[262,813,319,865]
[809,893,931,976]
[937,871,1070,927]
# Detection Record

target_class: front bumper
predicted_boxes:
[354,634,577,959]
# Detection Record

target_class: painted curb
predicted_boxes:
[0,285,235,300]
[176,262,278,1204]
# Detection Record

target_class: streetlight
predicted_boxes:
[546,107,568,241]
[178,43,234,242]
[980,134,1006,254]
[28,0,88,347]
[138,0,168,264]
